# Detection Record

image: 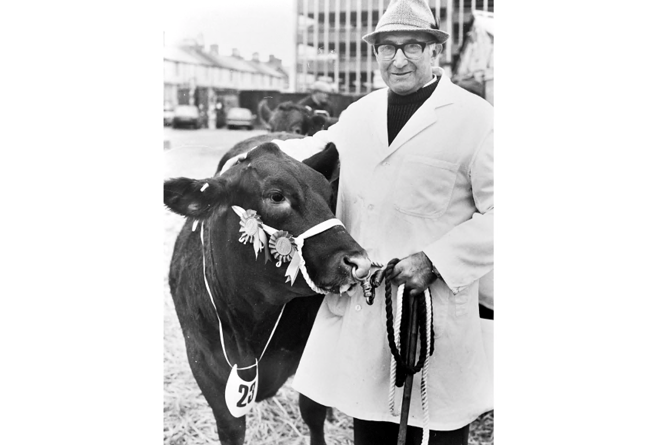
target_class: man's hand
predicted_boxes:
[387,252,438,296]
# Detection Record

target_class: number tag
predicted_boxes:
[225,363,258,418]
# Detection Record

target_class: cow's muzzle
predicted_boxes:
[346,254,373,281]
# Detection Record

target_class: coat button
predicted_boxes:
[355,304,362,311]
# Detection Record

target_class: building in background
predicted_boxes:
[164,0,495,127]
[163,43,289,127]
[294,0,494,95]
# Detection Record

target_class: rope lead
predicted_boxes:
[381,259,435,445]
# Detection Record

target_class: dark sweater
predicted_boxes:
[387,76,440,145]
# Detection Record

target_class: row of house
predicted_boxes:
[163,43,290,115]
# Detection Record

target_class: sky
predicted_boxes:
[163,0,297,68]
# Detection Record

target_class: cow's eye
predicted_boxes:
[269,192,285,203]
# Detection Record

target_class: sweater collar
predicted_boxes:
[387,75,440,105]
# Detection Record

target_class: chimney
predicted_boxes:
[252,52,260,62]
[232,48,240,58]
[269,55,282,66]
[210,44,218,55]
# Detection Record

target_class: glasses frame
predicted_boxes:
[372,40,435,60]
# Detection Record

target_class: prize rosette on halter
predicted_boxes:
[231,205,340,289]
[269,230,296,265]
[233,206,271,264]
[269,231,304,285]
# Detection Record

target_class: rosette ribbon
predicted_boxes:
[284,237,304,286]
[232,206,271,264]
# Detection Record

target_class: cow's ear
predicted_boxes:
[164,177,225,217]
[302,142,339,182]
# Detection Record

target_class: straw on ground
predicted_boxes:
[163,210,493,444]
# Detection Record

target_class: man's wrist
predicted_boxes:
[427,256,441,280]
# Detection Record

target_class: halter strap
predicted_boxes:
[296,218,343,240]
[231,205,344,294]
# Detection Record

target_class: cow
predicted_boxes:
[165,141,372,445]
[257,99,338,136]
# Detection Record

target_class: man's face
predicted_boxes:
[375,31,441,95]
[313,91,329,104]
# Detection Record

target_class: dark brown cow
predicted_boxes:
[258,99,338,135]
[165,142,371,445]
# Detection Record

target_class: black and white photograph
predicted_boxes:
[163,1,494,444]
[6,1,669,445]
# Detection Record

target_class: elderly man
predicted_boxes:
[280,0,494,443]
[298,80,335,117]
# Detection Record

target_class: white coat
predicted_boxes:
[290,68,494,431]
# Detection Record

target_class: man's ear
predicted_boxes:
[432,43,443,58]
[164,177,226,217]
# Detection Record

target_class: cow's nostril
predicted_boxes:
[344,254,372,280]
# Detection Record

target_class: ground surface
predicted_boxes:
[162,126,494,444]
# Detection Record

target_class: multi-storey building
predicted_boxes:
[294,0,494,94]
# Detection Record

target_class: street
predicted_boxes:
[163,126,269,179]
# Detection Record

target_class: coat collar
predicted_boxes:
[369,67,456,160]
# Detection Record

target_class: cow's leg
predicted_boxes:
[193,368,247,445]
[299,393,328,445]
[212,412,246,445]
[186,347,246,445]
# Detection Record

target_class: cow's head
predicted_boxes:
[259,100,332,136]
[164,142,371,300]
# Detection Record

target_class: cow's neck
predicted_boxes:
[207,263,290,367]
[199,213,303,368]
[223,289,286,367]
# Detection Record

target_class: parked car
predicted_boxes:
[164,103,175,126]
[172,105,206,129]
[226,107,255,130]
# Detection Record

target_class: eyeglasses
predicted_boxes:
[373,41,435,60]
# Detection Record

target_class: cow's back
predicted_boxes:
[215,132,305,175]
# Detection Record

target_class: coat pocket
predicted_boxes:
[392,155,460,218]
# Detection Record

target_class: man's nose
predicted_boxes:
[392,50,409,68]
